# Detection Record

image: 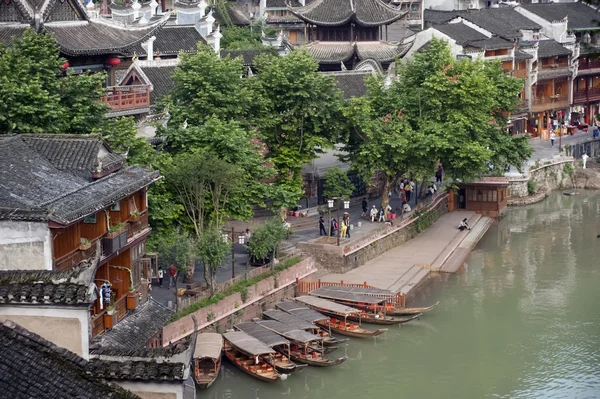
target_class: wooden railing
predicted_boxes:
[99,85,150,111]
[541,62,569,70]
[296,279,407,308]
[54,242,99,270]
[127,211,149,239]
[532,93,568,105]
[574,87,600,103]
[578,59,600,70]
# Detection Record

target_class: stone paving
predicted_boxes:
[317,210,478,292]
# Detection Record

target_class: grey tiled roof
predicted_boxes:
[45,19,167,56]
[88,337,195,382]
[290,0,407,27]
[303,41,410,64]
[0,135,161,224]
[515,49,534,60]
[125,26,206,56]
[426,8,541,40]
[328,71,371,99]
[0,320,141,399]
[214,5,251,26]
[537,68,572,80]
[434,22,487,45]
[140,65,176,103]
[537,39,572,57]
[355,41,411,62]
[468,36,514,51]
[521,2,600,31]
[0,259,98,306]
[95,298,173,350]
[304,41,355,63]
[0,26,26,45]
[267,0,301,7]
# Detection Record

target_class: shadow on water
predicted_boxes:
[200,191,600,399]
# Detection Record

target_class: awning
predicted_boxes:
[222,331,276,356]
[193,333,223,360]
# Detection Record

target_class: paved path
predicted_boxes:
[318,211,478,292]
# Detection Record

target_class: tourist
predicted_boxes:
[361,197,368,217]
[401,191,407,205]
[283,219,291,230]
[378,207,385,222]
[157,267,163,288]
[343,213,351,238]
[436,164,443,184]
[403,202,411,213]
[550,131,556,147]
[244,228,251,244]
[330,217,335,235]
[168,264,177,289]
[319,215,327,236]
[404,181,412,203]
[370,205,378,222]
[458,218,471,231]
[332,218,339,236]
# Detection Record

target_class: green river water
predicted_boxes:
[200,191,600,399]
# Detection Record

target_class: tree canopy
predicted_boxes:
[0,29,107,134]
[322,167,354,200]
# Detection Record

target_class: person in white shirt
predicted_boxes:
[403,203,411,213]
[370,205,378,222]
[458,218,471,231]
[550,131,556,147]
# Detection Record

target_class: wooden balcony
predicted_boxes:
[54,241,99,270]
[541,62,569,70]
[531,93,569,112]
[513,69,528,79]
[573,87,600,104]
[99,85,150,111]
[578,59,600,70]
[126,211,149,239]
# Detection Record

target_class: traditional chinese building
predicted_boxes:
[288,0,413,71]
[0,134,161,338]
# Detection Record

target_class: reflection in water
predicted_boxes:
[200,191,600,399]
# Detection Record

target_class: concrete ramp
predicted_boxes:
[439,216,493,273]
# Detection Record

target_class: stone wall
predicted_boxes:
[160,258,317,345]
[298,195,449,273]
[508,159,574,199]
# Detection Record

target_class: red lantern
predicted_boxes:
[106,57,121,66]
[62,61,70,69]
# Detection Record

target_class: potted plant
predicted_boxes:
[129,210,141,222]
[126,285,138,310]
[107,222,125,238]
[79,238,91,251]
[103,302,117,329]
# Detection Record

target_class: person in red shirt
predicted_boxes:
[168,264,177,289]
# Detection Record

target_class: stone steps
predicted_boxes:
[438,216,493,273]
[430,214,481,272]
[388,264,423,292]
[398,268,430,296]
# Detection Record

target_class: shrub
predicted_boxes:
[527,180,536,194]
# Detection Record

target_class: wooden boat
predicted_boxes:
[264,308,340,346]
[345,312,421,325]
[385,301,440,316]
[222,331,281,382]
[192,333,222,389]
[294,296,388,338]
[234,322,303,373]
[257,319,347,367]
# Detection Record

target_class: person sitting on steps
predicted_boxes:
[458,218,471,231]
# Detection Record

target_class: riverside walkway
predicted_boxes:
[317,210,493,297]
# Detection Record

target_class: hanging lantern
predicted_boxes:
[344,200,350,209]
[106,57,121,66]
[327,199,334,208]
[62,61,70,69]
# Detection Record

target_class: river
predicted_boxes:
[200,191,600,399]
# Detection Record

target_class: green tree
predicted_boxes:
[197,227,231,295]
[322,167,354,200]
[97,117,155,166]
[149,229,196,283]
[0,29,107,134]
[246,218,288,270]
[252,51,344,212]
[163,45,252,128]
[221,24,275,50]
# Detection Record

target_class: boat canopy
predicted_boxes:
[295,295,361,316]
[309,287,388,304]
[234,322,289,348]
[277,301,329,322]
[263,309,317,331]
[223,331,276,356]
[257,320,323,344]
[193,333,223,360]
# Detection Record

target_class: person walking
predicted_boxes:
[168,264,177,289]
[361,198,368,218]
[370,205,378,223]
[319,215,327,236]
[157,267,164,288]
[404,181,412,203]
[342,213,351,238]
[550,131,556,147]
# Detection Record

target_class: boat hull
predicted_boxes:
[224,350,280,383]
[346,313,421,325]
[290,354,348,367]
[316,320,388,338]
[386,301,440,316]
[193,357,221,389]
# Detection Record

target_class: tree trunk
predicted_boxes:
[380,177,395,215]
[203,262,210,288]
[183,259,195,284]
[419,179,427,200]
[209,266,217,296]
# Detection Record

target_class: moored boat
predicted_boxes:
[192,333,222,389]
[263,308,340,346]
[385,301,440,316]
[222,331,281,382]
[256,319,347,367]
[234,322,303,373]
[294,295,388,338]
[345,312,421,325]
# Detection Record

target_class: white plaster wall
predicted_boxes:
[116,381,183,399]
[404,29,463,59]
[0,306,90,359]
[516,6,569,43]
[424,0,460,11]
[0,221,52,270]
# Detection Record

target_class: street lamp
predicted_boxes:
[238,235,245,245]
